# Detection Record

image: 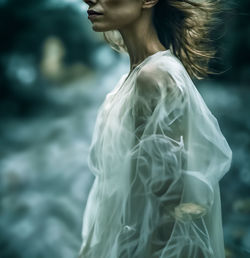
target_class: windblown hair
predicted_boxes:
[103,0,223,79]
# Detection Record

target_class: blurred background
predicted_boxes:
[0,0,249,257]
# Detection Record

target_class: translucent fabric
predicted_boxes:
[78,49,232,258]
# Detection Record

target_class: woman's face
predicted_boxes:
[84,0,142,32]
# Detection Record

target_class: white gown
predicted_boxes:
[78,49,232,258]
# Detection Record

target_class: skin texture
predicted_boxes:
[83,0,167,73]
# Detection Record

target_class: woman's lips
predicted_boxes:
[87,10,103,20]
[88,13,103,20]
[87,9,102,14]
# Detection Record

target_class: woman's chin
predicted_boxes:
[91,23,114,32]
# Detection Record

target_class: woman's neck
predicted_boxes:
[118,9,166,72]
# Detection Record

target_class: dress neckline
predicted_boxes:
[122,49,170,85]
[108,49,171,98]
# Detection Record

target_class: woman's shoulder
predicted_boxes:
[139,50,186,76]
[135,51,187,96]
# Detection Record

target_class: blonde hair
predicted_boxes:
[103,0,223,79]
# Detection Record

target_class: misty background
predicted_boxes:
[0,0,249,257]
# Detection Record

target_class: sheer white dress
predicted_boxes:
[78,49,232,258]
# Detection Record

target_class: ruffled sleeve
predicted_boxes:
[118,62,232,258]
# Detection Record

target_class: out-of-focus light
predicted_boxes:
[16,67,37,86]
[47,0,82,8]
[93,46,117,69]
[45,0,88,15]
[6,55,37,86]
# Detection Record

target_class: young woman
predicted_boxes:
[79,0,232,257]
